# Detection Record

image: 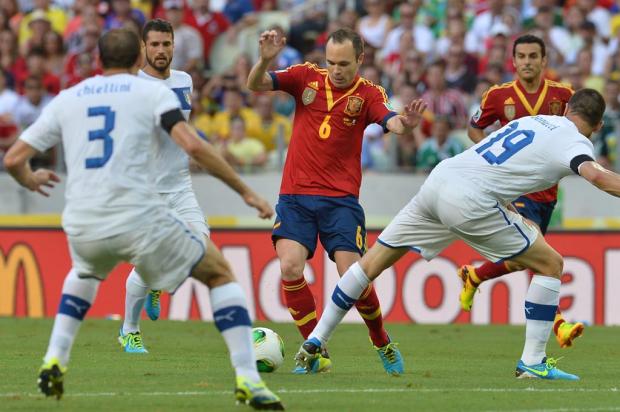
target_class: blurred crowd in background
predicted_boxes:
[0,0,618,174]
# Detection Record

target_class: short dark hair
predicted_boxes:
[512,34,546,57]
[99,29,141,69]
[142,18,174,42]
[567,88,606,127]
[327,28,364,59]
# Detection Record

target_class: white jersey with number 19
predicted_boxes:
[19,73,181,241]
[138,69,193,193]
[432,115,596,207]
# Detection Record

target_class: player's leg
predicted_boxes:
[189,238,283,410]
[118,269,150,353]
[297,194,454,373]
[134,214,282,410]
[457,196,544,310]
[39,236,118,399]
[272,195,322,339]
[295,243,408,372]
[455,205,578,380]
[508,236,578,380]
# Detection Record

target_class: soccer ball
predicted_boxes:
[252,327,285,372]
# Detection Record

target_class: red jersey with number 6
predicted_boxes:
[470,78,573,202]
[269,63,396,197]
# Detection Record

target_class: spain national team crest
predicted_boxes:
[549,99,562,115]
[504,97,516,120]
[345,96,364,117]
[302,87,316,105]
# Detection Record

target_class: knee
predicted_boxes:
[540,252,564,278]
[279,257,305,281]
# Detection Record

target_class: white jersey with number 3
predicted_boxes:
[432,115,595,206]
[138,69,193,192]
[19,73,181,240]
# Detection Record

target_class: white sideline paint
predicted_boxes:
[1,387,619,398]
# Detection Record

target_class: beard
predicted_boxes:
[146,54,171,73]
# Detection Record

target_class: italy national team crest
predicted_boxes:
[345,96,364,117]
[504,97,516,120]
[302,87,316,105]
[549,99,562,115]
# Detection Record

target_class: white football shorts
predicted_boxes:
[378,178,539,263]
[68,208,206,292]
[161,189,210,236]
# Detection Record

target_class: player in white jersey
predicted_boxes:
[117,19,207,353]
[3,29,284,410]
[294,89,620,381]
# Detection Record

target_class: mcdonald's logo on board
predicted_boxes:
[0,244,44,317]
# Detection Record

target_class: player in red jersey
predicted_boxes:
[461,34,584,348]
[248,27,424,375]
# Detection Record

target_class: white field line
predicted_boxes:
[0,387,619,398]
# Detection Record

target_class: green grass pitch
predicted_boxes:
[1,319,619,411]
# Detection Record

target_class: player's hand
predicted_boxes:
[258,30,286,61]
[243,191,274,219]
[30,168,60,197]
[401,99,427,130]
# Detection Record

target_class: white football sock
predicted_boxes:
[122,269,149,334]
[310,262,371,345]
[521,275,561,365]
[44,268,100,366]
[210,282,260,383]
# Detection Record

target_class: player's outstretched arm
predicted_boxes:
[3,140,60,197]
[579,161,620,197]
[169,121,274,219]
[386,99,427,135]
[467,125,486,143]
[246,30,286,92]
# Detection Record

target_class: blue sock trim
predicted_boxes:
[307,337,321,348]
[524,301,557,321]
[331,285,357,311]
[213,305,251,332]
[58,294,91,320]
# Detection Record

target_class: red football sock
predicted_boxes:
[355,285,390,347]
[281,277,317,339]
[475,261,512,282]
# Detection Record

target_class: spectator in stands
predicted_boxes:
[562,6,587,66]
[20,9,53,55]
[0,69,18,158]
[563,65,585,90]
[435,13,467,57]
[163,0,204,72]
[356,0,392,50]
[270,24,301,70]
[209,87,261,141]
[104,0,146,31]
[223,0,254,24]
[576,47,604,92]
[65,4,102,54]
[252,93,291,152]
[383,2,434,61]
[530,6,569,69]
[361,123,391,172]
[64,23,100,82]
[575,0,611,40]
[591,78,620,168]
[186,0,231,65]
[465,0,505,56]
[42,30,64,78]
[15,47,60,95]
[219,116,267,173]
[0,29,18,76]
[65,52,98,87]
[416,115,464,172]
[18,0,67,50]
[577,20,609,77]
[13,75,50,129]
[288,5,326,56]
[444,42,478,94]
[421,59,468,129]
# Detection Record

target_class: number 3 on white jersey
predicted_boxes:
[85,106,116,169]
